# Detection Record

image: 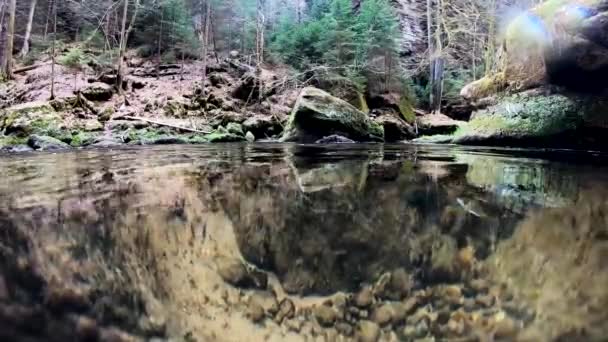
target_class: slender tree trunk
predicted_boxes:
[201,0,211,87]
[20,0,38,58]
[44,0,53,41]
[50,0,57,99]
[117,0,129,93]
[156,6,164,80]
[426,0,434,109]
[0,0,15,79]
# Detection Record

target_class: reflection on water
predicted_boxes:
[0,144,607,341]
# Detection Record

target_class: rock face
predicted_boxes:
[280,87,384,143]
[416,114,464,136]
[463,0,608,99]
[455,0,608,149]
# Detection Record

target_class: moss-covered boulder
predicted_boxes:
[1,102,63,137]
[280,87,384,143]
[451,91,608,148]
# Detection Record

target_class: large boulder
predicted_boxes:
[280,87,384,143]
[27,135,71,151]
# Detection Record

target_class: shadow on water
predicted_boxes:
[0,143,607,341]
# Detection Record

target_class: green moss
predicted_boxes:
[0,136,28,147]
[204,131,246,143]
[70,132,100,147]
[225,122,244,136]
[398,96,416,124]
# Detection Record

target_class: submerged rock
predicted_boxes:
[356,320,380,342]
[315,135,355,144]
[280,87,384,143]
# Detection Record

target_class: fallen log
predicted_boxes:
[122,116,211,134]
[14,62,51,74]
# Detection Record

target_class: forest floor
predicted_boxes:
[0,50,305,151]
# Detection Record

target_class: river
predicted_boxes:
[0,143,607,341]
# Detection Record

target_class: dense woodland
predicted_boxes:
[0,0,542,113]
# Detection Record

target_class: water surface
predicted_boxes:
[0,144,607,341]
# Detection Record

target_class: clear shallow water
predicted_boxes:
[0,143,607,341]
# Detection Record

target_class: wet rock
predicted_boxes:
[284,318,304,333]
[247,301,266,323]
[371,304,394,326]
[242,115,282,138]
[205,131,246,143]
[493,316,520,338]
[356,320,380,342]
[275,298,295,324]
[416,114,463,136]
[373,114,415,141]
[475,294,494,308]
[314,304,338,327]
[280,87,384,143]
[336,322,354,336]
[377,268,412,300]
[389,302,408,324]
[354,287,374,308]
[315,135,355,144]
[469,278,489,293]
[28,135,71,151]
[216,257,267,289]
[1,144,34,153]
[447,317,466,336]
[80,82,114,101]
[75,316,99,341]
[249,291,279,317]
[245,131,255,142]
[44,285,90,313]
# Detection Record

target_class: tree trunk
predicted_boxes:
[201,0,211,87]
[44,0,53,41]
[156,5,164,80]
[19,0,38,58]
[116,0,129,93]
[0,0,15,79]
[50,0,57,99]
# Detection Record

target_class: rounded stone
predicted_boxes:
[354,287,374,308]
[314,305,338,327]
[356,320,380,342]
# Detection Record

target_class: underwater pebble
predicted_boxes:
[371,304,394,326]
[356,320,380,342]
[275,298,295,324]
[336,322,354,336]
[355,287,374,308]
[314,304,338,327]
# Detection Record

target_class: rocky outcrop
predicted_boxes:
[453,0,608,149]
[416,114,464,136]
[27,135,71,150]
[280,87,384,143]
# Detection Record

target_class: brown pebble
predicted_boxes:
[371,304,394,326]
[469,279,489,293]
[475,294,495,307]
[336,322,354,336]
[356,320,380,342]
[75,316,99,340]
[275,298,295,324]
[403,296,419,314]
[494,317,520,338]
[355,287,374,308]
[314,305,338,327]
[247,301,266,323]
[444,285,462,298]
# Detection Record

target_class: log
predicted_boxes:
[13,62,51,74]
[122,116,211,134]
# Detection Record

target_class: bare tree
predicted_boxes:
[200,0,211,87]
[19,0,38,58]
[0,0,15,79]
[50,0,57,99]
